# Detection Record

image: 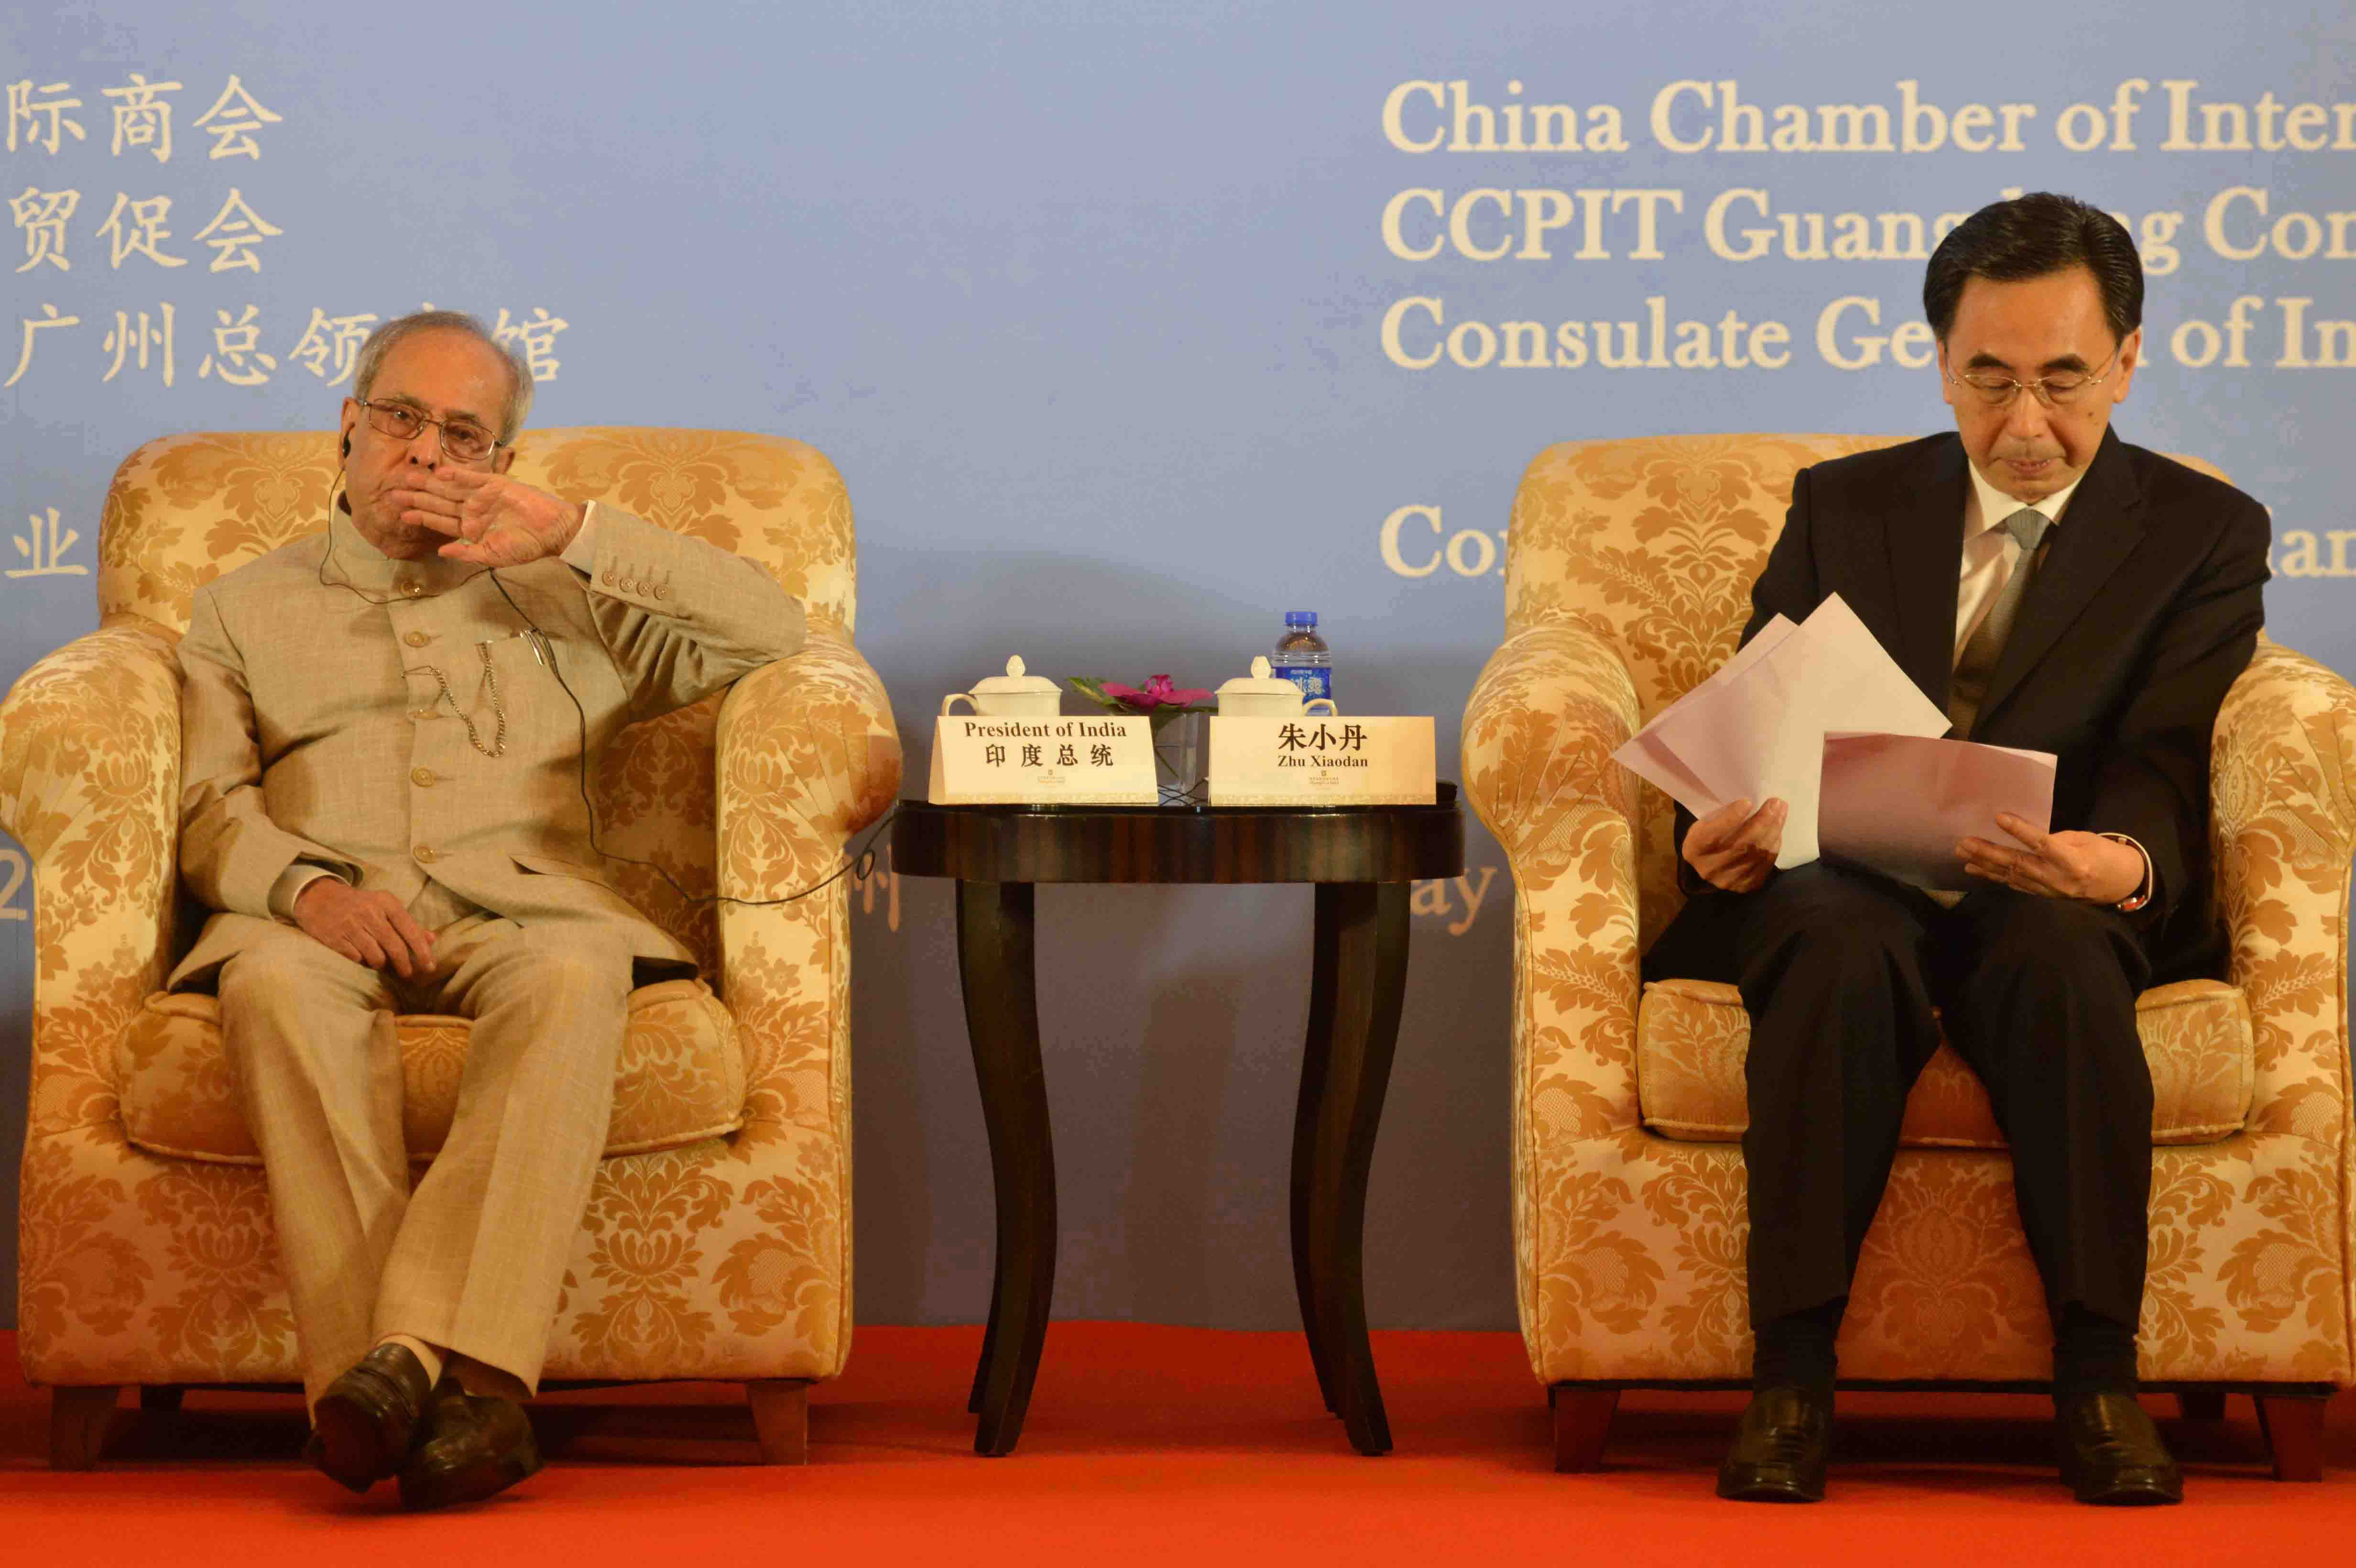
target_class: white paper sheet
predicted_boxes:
[1611,593,1951,868]
[1818,734,2058,890]
[1626,613,1799,817]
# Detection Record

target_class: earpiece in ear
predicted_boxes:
[341,436,351,458]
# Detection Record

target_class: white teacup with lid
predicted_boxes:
[942,656,1064,718]
[1217,656,1341,718]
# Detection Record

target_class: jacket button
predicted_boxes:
[404,630,431,647]
[601,570,616,586]
[398,578,423,598]
[411,767,436,787]
[412,845,436,864]
[655,585,672,601]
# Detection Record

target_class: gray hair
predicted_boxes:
[350,310,535,442]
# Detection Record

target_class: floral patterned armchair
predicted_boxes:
[0,428,901,1467]
[1462,434,2354,1480]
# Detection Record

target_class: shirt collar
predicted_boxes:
[1963,459,2084,542]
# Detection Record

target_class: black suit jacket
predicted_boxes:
[1673,427,2271,979]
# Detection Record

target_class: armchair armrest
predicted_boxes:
[2210,637,2356,1139]
[713,628,903,1132]
[0,623,181,932]
[0,622,183,1137]
[716,629,903,887]
[1463,616,1643,892]
[1463,616,1646,1142]
[2214,637,2356,858]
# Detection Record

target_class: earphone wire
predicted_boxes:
[312,478,892,910]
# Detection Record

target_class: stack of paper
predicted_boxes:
[1611,594,2057,890]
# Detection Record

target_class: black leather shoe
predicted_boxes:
[397,1383,543,1512]
[308,1343,435,1493]
[1718,1384,1831,1502]
[2056,1391,2182,1505]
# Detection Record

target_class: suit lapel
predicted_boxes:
[1882,435,1970,713]
[1974,428,2147,731]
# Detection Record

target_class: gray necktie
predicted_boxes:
[1946,506,2051,739]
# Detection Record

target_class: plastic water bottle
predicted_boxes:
[1270,610,1332,704]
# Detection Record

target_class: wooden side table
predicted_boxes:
[892,788,1465,1457]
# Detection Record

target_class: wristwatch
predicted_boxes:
[2097,832,2154,913]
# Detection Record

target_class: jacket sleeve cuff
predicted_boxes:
[558,501,602,576]
[268,862,345,922]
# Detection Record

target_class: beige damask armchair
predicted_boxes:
[1462,434,2355,1480]
[0,428,900,1467]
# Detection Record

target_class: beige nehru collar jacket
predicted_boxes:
[170,502,805,988]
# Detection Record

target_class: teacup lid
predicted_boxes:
[970,655,1061,695]
[1218,655,1301,696]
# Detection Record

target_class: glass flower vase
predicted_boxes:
[1150,710,1209,806]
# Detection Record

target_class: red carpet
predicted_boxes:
[1,1325,2353,1560]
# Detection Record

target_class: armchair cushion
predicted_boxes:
[118,979,745,1165]
[1636,977,2254,1147]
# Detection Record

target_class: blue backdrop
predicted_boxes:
[3,0,2351,1330]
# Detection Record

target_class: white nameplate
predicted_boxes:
[1208,716,1437,806]
[927,715,1158,805]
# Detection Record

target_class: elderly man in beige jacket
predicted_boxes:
[170,310,805,1509]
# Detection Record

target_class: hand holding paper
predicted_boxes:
[1682,796,1789,893]
[1817,733,2056,890]
[1611,593,2059,890]
[1958,813,2147,904]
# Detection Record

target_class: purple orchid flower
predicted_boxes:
[1101,674,1212,712]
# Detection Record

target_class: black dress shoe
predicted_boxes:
[2056,1391,2182,1505]
[308,1343,435,1493]
[397,1383,543,1512]
[1718,1384,1831,1502]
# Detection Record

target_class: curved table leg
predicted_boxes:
[1290,882,1345,1416]
[956,879,1057,1456]
[1296,880,1410,1455]
[967,1213,1004,1415]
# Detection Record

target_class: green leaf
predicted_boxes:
[1064,675,1127,713]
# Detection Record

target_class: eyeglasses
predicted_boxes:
[360,399,503,463]
[1945,345,2122,409]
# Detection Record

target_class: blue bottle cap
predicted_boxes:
[1285,610,1317,626]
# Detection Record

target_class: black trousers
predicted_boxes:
[1643,863,2154,1331]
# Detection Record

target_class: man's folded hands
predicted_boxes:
[294,878,438,977]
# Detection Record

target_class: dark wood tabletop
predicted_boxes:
[891,782,1463,884]
[891,789,1466,1459]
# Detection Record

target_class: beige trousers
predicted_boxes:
[216,909,631,1409]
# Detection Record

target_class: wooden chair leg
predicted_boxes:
[1551,1386,1619,1472]
[747,1379,810,1465]
[50,1386,121,1470]
[138,1385,185,1413]
[2176,1390,2226,1421]
[2256,1394,2326,1481]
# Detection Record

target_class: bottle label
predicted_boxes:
[1269,663,1331,702]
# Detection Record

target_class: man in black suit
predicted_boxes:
[1643,193,2271,1505]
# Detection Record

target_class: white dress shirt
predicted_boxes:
[1955,463,2084,664]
